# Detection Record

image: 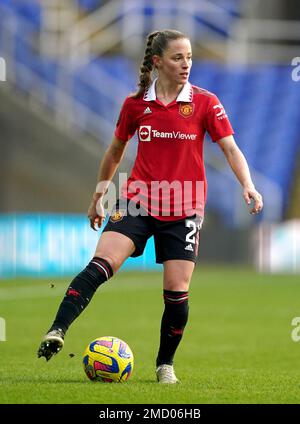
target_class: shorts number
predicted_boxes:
[185,220,197,244]
[185,218,203,244]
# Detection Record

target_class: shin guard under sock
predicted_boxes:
[156,290,189,367]
[50,257,113,334]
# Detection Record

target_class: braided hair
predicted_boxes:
[132,29,188,98]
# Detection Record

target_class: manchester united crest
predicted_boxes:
[179,103,194,118]
[110,209,125,223]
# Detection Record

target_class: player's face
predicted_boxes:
[154,38,192,85]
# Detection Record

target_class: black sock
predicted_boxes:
[50,257,113,334]
[156,290,189,367]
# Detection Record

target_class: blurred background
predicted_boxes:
[0,0,299,277]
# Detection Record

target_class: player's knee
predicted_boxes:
[164,276,191,292]
[95,255,120,274]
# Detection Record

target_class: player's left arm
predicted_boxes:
[217,135,263,215]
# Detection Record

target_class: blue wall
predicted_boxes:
[0,214,161,278]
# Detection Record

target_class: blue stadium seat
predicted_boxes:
[0,0,13,10]
[13,0,42,30]
[78,0,102,13]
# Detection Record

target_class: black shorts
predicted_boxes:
[102,198,203,264]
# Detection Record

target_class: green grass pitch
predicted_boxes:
[0,266,300,404]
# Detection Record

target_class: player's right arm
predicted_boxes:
[87,136,128,230]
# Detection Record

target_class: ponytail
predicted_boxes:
[132,31,160,99]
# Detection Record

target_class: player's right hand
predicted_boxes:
[87,198,105,231]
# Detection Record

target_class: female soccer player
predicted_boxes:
[37,30,263,383]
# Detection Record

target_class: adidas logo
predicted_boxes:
[143,107,152,114]
[184,244,194,252]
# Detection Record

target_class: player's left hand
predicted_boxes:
[243,186,263,215]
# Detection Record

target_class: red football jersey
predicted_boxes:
[115,78,234,221]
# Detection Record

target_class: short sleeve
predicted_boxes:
[114,97,138,143]
[204,95,234,142]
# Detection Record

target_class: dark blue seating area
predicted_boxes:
[0,0,42,30]
[78,0,103,13]
[0,0,103,26]
[72,57,136,124]
[140,0,242,39]
[13,33,59,107]
[191,62,300,223]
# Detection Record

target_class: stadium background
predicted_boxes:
[0,0,300,405]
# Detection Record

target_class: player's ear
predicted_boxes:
[152,55,161,69]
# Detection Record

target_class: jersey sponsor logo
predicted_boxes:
[143,107,152,114]
[139,125,151,141]
[179,103,194,118]
[138,126,197,142]
[213,103,228,120]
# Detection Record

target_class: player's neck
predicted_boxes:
[155,78,183,105]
